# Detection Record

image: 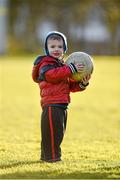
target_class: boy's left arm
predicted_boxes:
[69,75,91,92]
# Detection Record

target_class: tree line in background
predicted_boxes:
[9,0,120,55]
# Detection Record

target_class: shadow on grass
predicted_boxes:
[0,161,120,179]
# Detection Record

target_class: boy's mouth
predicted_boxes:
[52,52,60,56]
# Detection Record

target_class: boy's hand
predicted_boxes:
[79,74,91,89]
[68,63,84,74]
[81,74,91,86]
[74,63,85,73]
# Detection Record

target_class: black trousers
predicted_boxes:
[40,106,67,161]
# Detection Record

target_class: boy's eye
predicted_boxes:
[58,46,63,48]
[50,45,63,49]
[51,45,55,48]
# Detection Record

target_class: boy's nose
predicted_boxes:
[54,48,59,51]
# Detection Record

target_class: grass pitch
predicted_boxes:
[0,56,120,179]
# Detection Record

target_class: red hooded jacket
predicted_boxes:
[32,56,85,108]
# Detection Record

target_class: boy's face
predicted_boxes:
[47,39,64,59]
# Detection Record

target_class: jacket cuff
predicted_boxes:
[79,82,89,89]
[68,63,77,73]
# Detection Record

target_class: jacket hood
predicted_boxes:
[44,31,67,55]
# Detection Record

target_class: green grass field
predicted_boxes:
[0,56,120,179]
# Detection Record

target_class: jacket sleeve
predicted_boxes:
[32,65,40,83]
[40,63,72,83]
[32,56,44,83]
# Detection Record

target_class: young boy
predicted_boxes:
[32,31,90,162]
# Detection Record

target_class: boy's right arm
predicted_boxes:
[39,62,84,84]
[32,56,85,83]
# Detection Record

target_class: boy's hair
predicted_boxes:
[44,31,67,55]
[47,34,63,41]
